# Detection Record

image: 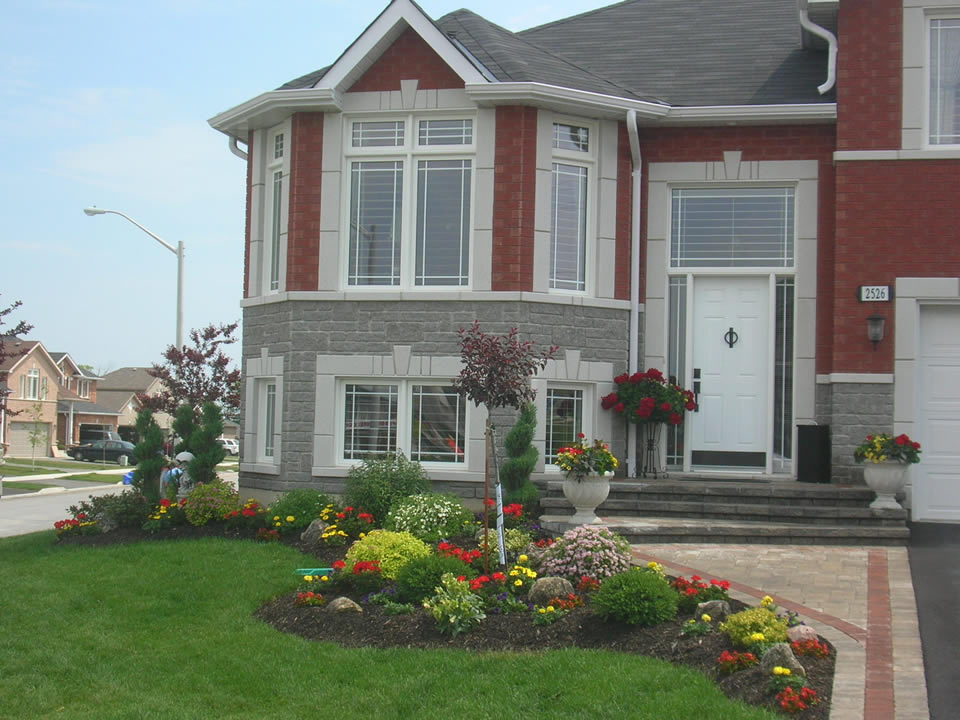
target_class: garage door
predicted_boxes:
[6,421,51,458]
[914,305,960,522]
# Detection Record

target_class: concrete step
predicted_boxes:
[539,514,911,546]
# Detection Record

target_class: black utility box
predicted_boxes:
[797,424,831,483]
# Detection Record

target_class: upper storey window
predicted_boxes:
[551,122,594,292]
[346,116,474,288]
[266,128,285,292]
[930,17,960,145]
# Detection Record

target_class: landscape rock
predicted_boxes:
[528,577,575,606]
[759,642,806,677]
[787,625,819,643]
[300,519,329,546]
[695,600,732,620]
[326,597,362,614]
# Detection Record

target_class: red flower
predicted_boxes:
[77,512,87,519]
[613,373,629,384]
[913,441,921,449]
[492,572,506,582]
[332,560,346,570]
[669,412,683,425]
[483,498,495,507]
[158,499,171,508]
[660,401,672,411]
[614,402,625,413]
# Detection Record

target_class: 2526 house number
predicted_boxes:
[858,285,892,302]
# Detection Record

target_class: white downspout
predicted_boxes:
[626,110,642,477]
[798,0,838,95]
[229,136,249,161]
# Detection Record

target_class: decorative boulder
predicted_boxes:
[787,625,819,643]
[326,597,362,614]
[300,518,329,547]
[759,642,806,677]
[695,600,732,620]
[528,577,575,606]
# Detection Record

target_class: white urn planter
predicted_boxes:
[862,462,908,510]
[562,472,612,524]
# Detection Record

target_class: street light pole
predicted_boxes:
[83,207,184,349]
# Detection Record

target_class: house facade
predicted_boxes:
[210,0,960,522]
[96,367,174,442]
[0,340,60,458]
[51,352,120,448]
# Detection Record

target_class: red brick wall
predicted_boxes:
[615,122,634,302]
[348,27,464,92]
[833,160,960,372]
[636,125,837,373]
[837,0,902,150]
[287,113,324,292]
[243,131,253,299]
[492,106,538,291]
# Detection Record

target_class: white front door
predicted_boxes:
[691,276,770,468]
[913,305,960,521]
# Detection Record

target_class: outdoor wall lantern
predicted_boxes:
[867,314,885,350]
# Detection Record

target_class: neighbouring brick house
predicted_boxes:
[209,0,960,522]
[51,352,119,448]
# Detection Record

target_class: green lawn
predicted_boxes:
[1,459,116,475]
[0,533,776,720]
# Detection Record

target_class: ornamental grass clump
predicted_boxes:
[720,606,789,649]
[593,569,679,626]
[385,493,475,542]
[538,525,632,582]
[343,529,431,580]
[184,481,239,527]
[422,573,486,637]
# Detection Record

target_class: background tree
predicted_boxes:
[0,297,34,446]
[132,409,165,504]
[138,322,241,423]
[27,403,46,468]
[500,403,540,508]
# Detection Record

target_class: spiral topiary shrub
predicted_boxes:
[343,529,432,579]
[385,493,476,542]
[593,569,679,626]
[184,481,239,527]
[720,607,789,649]
[394,554,474,603]
[538,525,632,582]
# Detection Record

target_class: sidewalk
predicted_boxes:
[629,542,929,720]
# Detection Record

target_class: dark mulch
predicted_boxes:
[58,527,835,718]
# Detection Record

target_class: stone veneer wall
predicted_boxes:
[817,382,894,484]
[239,299,631,497]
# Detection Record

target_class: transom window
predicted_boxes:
[345,115,474,289]
[930,17,960,145]
[671,187,795,268]
[551,122,593,292]
[341,381,466,464]
[545,388,584,465]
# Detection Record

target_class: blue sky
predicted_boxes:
[1,0,611,375]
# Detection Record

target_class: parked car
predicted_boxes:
[217,438,239,456]
[67,440,137,466]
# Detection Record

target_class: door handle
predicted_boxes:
[693,368,701,411]
[723,327,739,348]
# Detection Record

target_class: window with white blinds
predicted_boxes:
[671,187,795,268]
[551,163,588,290]
[930,18,960,145]
[346,116,473,288]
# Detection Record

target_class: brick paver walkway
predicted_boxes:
[629,544,929,720]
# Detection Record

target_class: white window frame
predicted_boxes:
[243,351,283,472]
[542,383,594,473]
[341,113,476,290]
[22,369,40,400]
[258,379,278,462]
[78,379,90,399]
[549,119,596,295]
[265,126,286,293]
[926,12,960,147]
[337,378,468,467]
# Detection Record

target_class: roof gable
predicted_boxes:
[0,339,62,381]
[348,26,465,92]
[314,0,487,94]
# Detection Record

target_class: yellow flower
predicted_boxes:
[275,522,282,527]
[509,570,519,577]
[303,575,313,582]
[286,515,295,523]
[647,561,662,571]
[514,579,523,587]
[359,532,366,539]
[701,614,711,623]
[321,576,329,582]
[750,632,766,642]
[538,608,547,614]
[546,605,555,613]
[518,554,529,563]
[273,516,280,521]
[773,666,791,676]
[761,595,774,607]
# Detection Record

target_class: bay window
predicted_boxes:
[346,116,473,288]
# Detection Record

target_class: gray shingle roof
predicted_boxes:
[56,399,120,416]
[98,367,157,392]
[278,0,831,107]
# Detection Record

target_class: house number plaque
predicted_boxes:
[858,285,892,302]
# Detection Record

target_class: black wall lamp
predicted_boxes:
[867,314,886,350]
